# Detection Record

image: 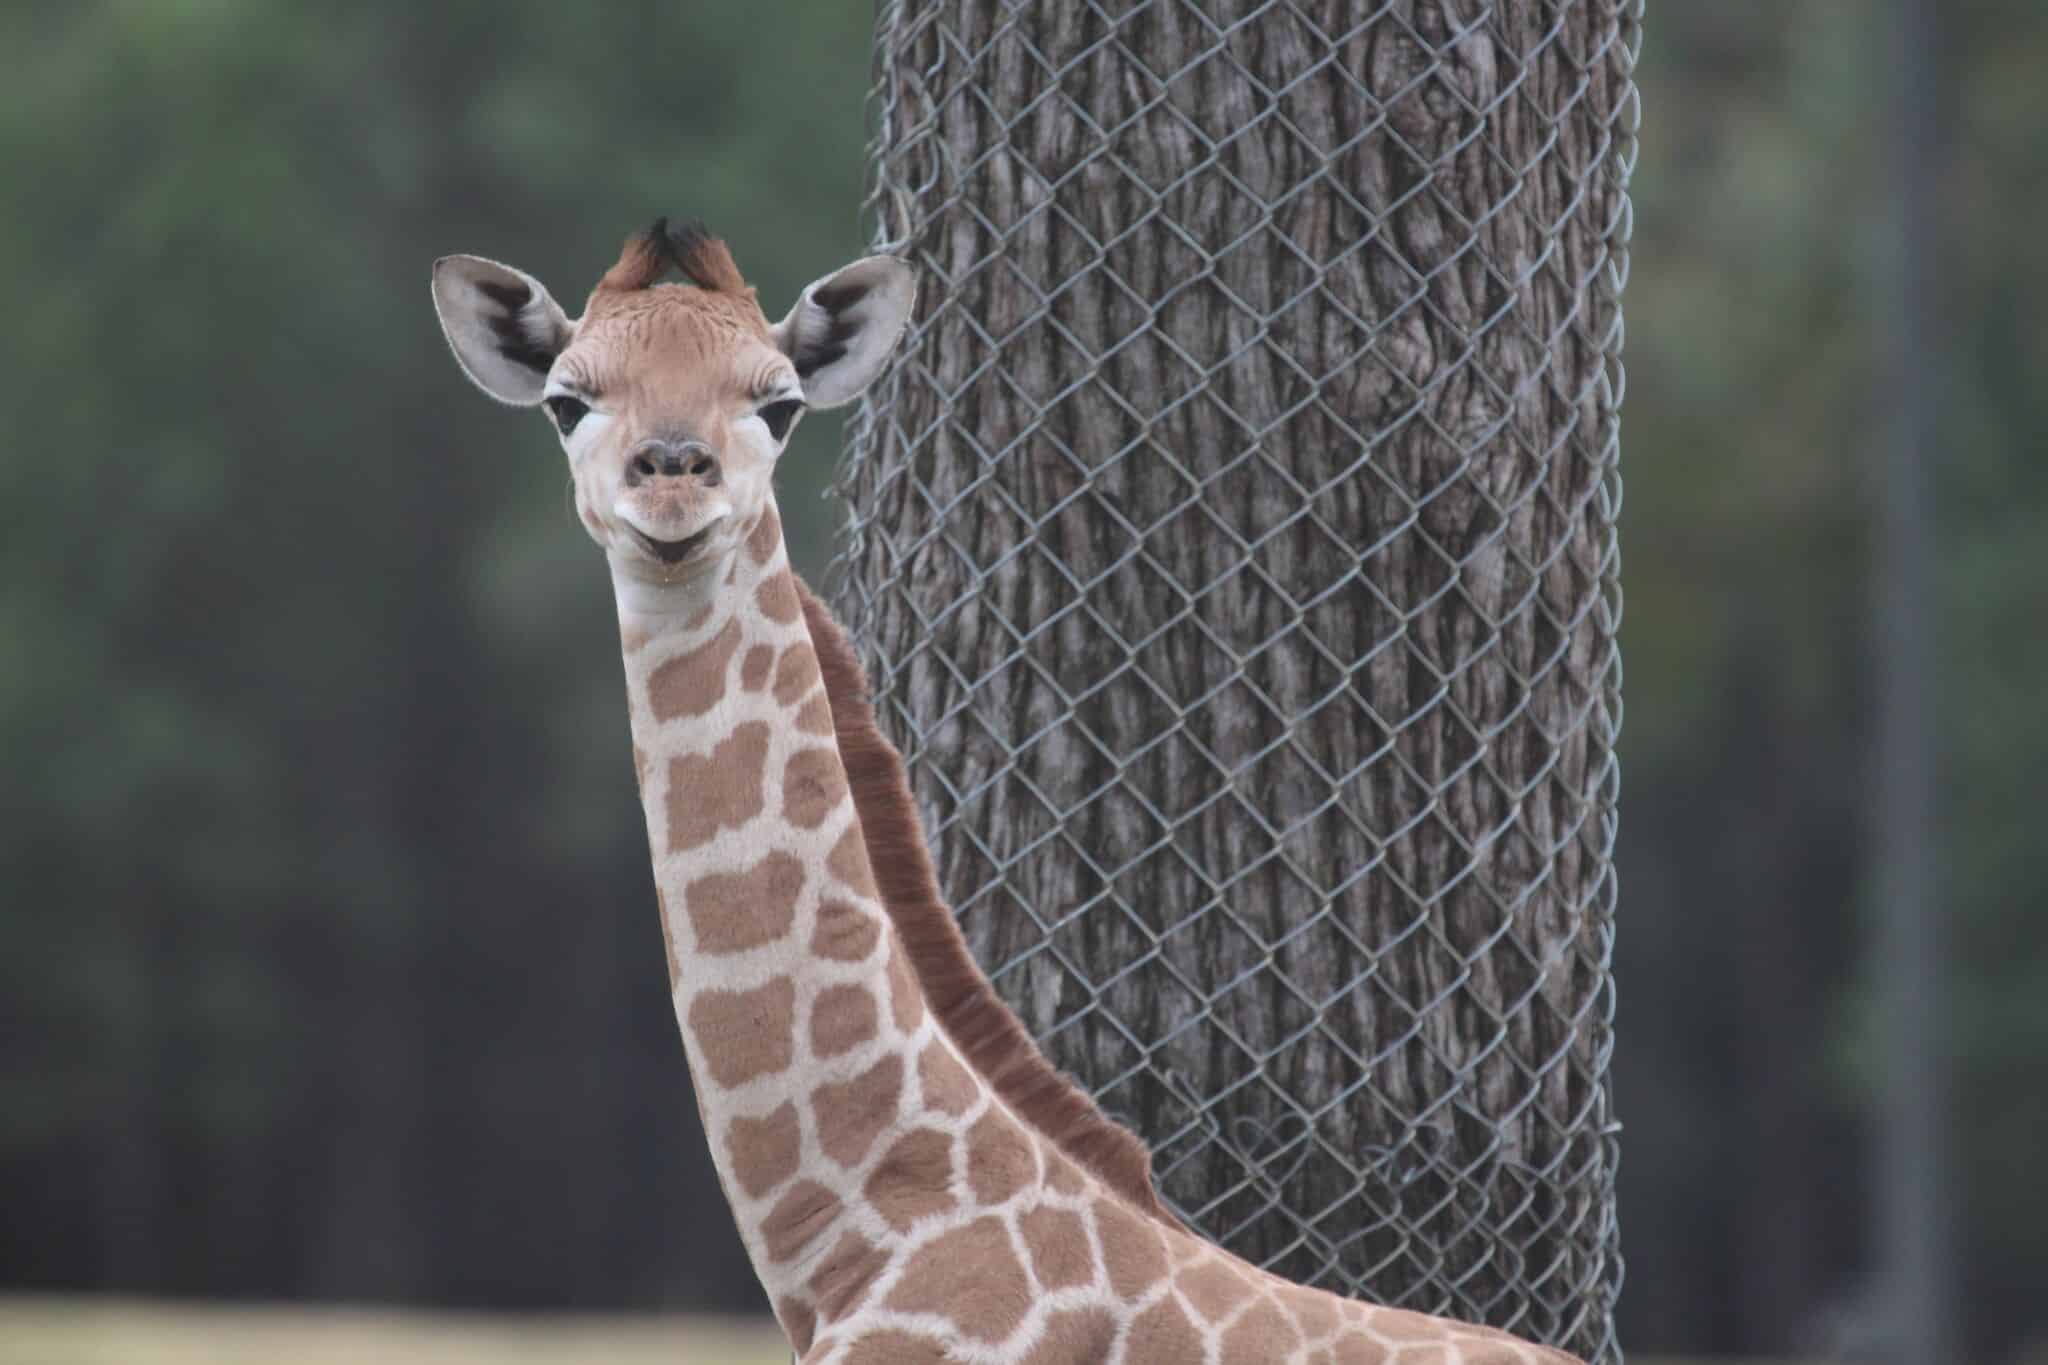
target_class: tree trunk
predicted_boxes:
[838,3,1633,1358]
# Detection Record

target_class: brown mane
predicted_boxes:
[796,577,1176,1225]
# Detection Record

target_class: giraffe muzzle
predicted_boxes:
[624,518,722,566]
[624,438,722,489]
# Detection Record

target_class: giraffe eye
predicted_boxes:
[757,399,804,442]
[544,395,589,436]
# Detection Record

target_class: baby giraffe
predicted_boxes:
[432,219,1583,1365]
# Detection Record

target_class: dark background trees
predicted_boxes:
[1,2,2041,1359]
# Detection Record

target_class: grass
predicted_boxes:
[0,1296,791,1365]
[0,1296,1855,1364]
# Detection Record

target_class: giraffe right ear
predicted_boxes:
[772,255,917,410]
[431,255,574,406]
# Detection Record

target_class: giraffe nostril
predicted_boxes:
[688,455,716,478]
[629,454,659,482]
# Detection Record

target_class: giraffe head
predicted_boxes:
[431,219,914,583]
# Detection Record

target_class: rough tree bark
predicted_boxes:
[836,3,1634,1358]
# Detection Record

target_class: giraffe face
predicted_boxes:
[432,220,915,582]
[543,285,798,579]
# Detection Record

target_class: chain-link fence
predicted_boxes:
[831,2,1636,1359]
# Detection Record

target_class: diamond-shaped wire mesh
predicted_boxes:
[831,2,1636,1359]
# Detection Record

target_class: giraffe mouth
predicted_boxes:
[625,521,719,565]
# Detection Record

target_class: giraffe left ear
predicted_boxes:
[431,255,574,406]
[772,256,917,409]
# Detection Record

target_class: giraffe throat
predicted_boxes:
[615,499,993,1323]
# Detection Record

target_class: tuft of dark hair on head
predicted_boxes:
[599,215,747,295]
[662,217,748,294]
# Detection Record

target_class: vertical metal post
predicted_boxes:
[1877,0,1950,1358]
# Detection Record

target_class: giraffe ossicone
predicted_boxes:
[433,219,1583,1365]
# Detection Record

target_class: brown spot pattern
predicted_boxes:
[684,849,803,955]
[647,617,741,720]
[884,1216,1031,1344]
[782,747,845,829]
[1222,1300,1302,1364]
[747,503,781,564]
[740,643,774,691]
[666,722,770,851]
[917,1040,977,1116]
[843,1331,949,1365]
[807,1230,891,1324]
[965,1109,1035,1207]
[760,1178,839,1263]
[1385,1346,1452,1365]
[757,571,801,624]
[794,690,834,735]
[687,977,794,1089]
[773,641,821,706]
[1019,1206,1094,1291]
[1333,1336,1386,1365]
[725,1102,800,1199]
[814,1054,903,1168]
[864,1127,955,1234]
[826,824,875,898]
[1280,1283,1343,1342]
[809,984,878,1059]
[1021,1308,1118,1365]
[1095,1199,1169,1300]
[1126,1295,1205,1360]
[1372,1309,1456,1344]
[1179,1256,1254,1324]
[810,901,880,962]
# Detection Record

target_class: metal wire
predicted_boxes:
[831,3,1636,1360]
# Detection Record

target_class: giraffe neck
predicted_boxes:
[611,502,989,1331]
[604,508,1583,1364]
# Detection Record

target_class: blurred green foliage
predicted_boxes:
[1614,4,2046,1355]
[0,0,874,1312]
[0,1,2040,1359]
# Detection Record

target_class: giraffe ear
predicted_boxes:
[431,255,573,406]
[771,255,917,410]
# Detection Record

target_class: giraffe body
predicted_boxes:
[432,221,1583,1365]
